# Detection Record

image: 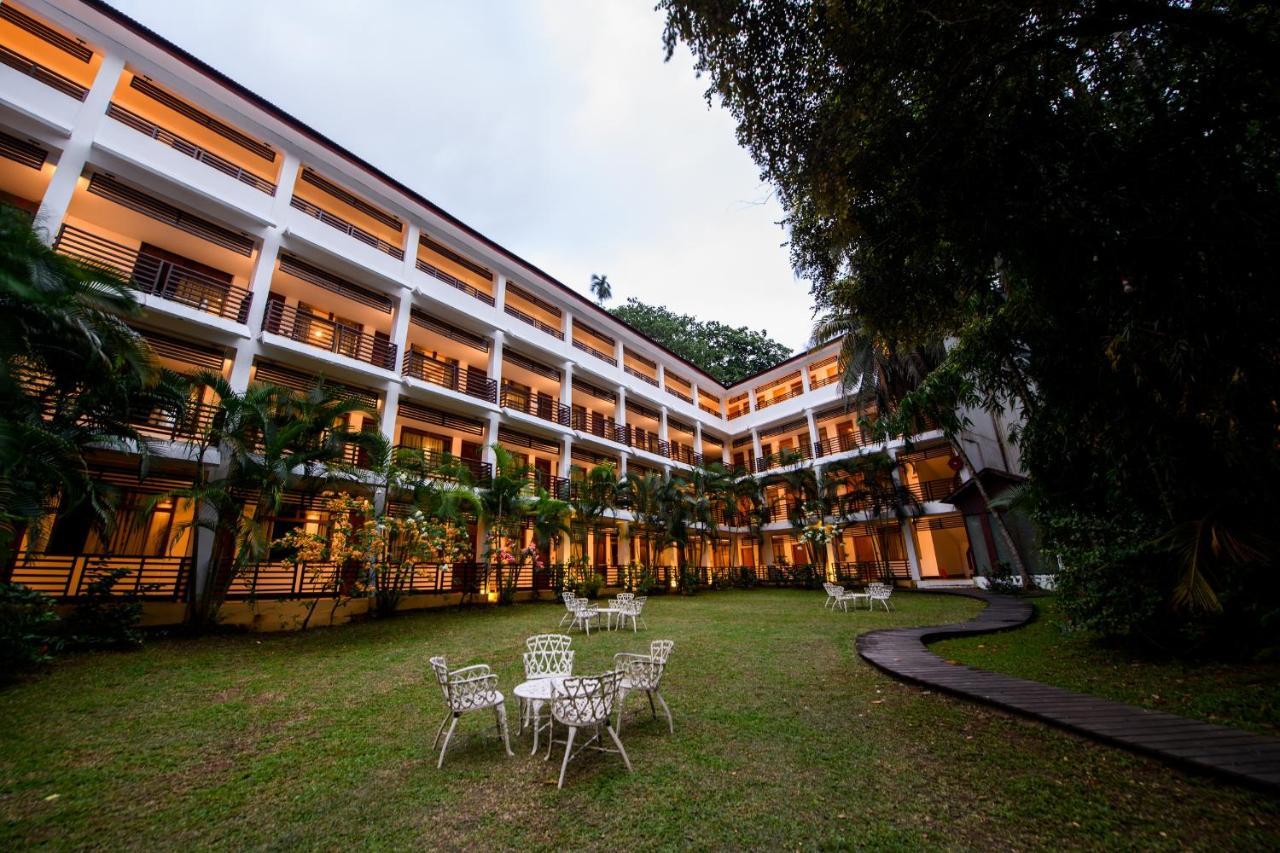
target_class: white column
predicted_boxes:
[747,387,758,413]
[562,311,574,344]
[617,453,628,478]
[901,519,922,583]
[656,362,666,389]
[693,420,703,458]
[751,428,762,467]
[561,360,574,410]
[804,408,819,459]
[560,435,574,483]
[483,411,501,471]
[488,329,505,390]
[493,273,508,314]
[378,286,414,440]
[34,52,126,242]
[800,366,812,394]
[659,406,669,443]
[227,151,301,393]
[615,385,627,426]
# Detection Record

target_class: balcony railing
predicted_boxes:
[813,431,874,458]
[572,338,617,365]
[810,374,840,390]
[0,44,88,100]
[401,350,497,403]
[833,560,911,584]
[571,410,619,440]
[393,445,492,485]
[7,553,188,599]
[416,258,495,305]
[904,476,961,503]
[289,196,404,259]
[699,402,721,417]
[670,444,697,465]
[55,225,253,323]
[666,387,693,404]
[132,401,221,441]
[262,300,397,370]
[623,365,659,387]
[617,426,670,458]
[501,387,570,427]
[524,471,573,500]
[754,446,812,472]
[755,385,804,411]
[106,104,277,195]
[504,304,564,339]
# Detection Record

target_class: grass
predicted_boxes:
[0,590,1277,850]
[934,596,1280,737]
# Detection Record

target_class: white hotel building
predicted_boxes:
[0,0,1031,613]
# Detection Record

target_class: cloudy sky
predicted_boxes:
[106,0,817,351]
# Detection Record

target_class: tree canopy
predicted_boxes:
[660,1,1280,650]
[610,297,792,385]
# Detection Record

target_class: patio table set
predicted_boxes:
[823,581,895,612]
[429,630,674,788]
[559,591,648,635]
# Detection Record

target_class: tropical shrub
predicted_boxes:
[64,568,146,649]
[0,582,59,677]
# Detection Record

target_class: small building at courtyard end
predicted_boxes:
[0,0,1031,624]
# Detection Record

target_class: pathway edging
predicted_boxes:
[856,590,1280,791]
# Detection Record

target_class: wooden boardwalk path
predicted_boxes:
[856,591,1280,791]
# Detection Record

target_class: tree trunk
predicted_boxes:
[950,439,1033,590]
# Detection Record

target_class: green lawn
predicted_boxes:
[934,596,1280,737]
[1,590,1276,850]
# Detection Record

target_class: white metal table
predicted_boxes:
[513,676,568,755]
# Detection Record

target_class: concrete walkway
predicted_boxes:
[856,591,1280,791]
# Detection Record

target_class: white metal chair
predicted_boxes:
[526,633,572,654]
[617,595,649,632]
[568,599,600,635]
[522,648,574,680]
[558,592,579,627]
[822,582,844,609]
[867,582,895,611]
[549,671,631,788]
[428,656,514,768]
[835,587,869,612]
[614,639,674,734]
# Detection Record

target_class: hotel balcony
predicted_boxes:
[127,326,231,449]
[899,441,961,505]
[415,233,495,306]
[754,369,804,412]
[700,434,726,466]
[726,392,750,420]
[402,309,497,404]
[56,224,252,323]
[622,348,659,388]
[665,371,694,406]
[619,399,668,459]
[288,166,404,280]
[500,349,567,428]
[0,4,99,133]
[56,173,257,334]
[261,251,398,374]
[571,320,617,367]
[504,282,563,340]
[667,417,697,465]
[808,353,840,390]
[394,399,491,486]
[498,426,564,495]
[698,389,723,418]
[91,71,280,222]
[0,125,55,216]
[812,405,878,458]
[570,377,622,443]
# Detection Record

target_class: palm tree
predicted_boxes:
[0,203,188,564]
[762,449,825,583]
[622,471,666,577]
[165,375,382,627]
[589,273,612,306]
[568,462,618,581]
[478,444,532,603]
[823,453,920,583]
[812,305,1032,588]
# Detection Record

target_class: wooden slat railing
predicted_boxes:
[263,300,397,370]
[401,350,497,403]
[289,196,404,259]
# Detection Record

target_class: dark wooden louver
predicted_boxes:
[86,173,255,256]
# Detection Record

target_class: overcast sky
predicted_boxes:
[105,0,816,351]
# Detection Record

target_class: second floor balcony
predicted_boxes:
[501,382,569,427]
[401,349,497,404]
[262,299,397,371]
[55,225,252,324]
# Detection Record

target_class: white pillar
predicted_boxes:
[800,366,812,394]
[901,518,922,583]
[659,406,669,443]
[227,151,301,393]
[561,360,574,410]
[656,362,666,389]
[747,387,758,414]
[560,435,574,485]
[751,428,762,467]
[562,311,574,343]
[488,329,505,388]
[34,52,126,241]
[379,286,414,441]
[804,407,819,458]
[693,420,703,459]
[615,386,627,427]
[493,272,508,314]
[483,411,501,471]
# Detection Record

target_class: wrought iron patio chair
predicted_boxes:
[614,639,675,734]
[549,671,631,788]
[867,582,895,612]
[428,656,514,768]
